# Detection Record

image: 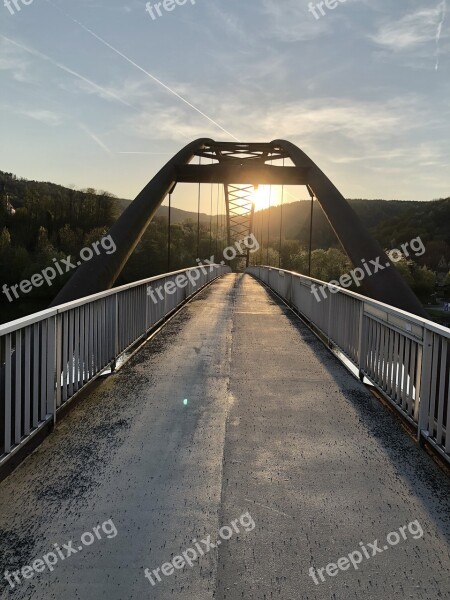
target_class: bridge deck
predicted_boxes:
[1,273,450,599]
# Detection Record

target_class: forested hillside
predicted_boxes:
[253,198,450,263]
[0,170,448,324]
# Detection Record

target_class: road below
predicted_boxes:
[1,273,450,599]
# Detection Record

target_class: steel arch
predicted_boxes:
[51,139,426,317]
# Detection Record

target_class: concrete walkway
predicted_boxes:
[1,273,449,599]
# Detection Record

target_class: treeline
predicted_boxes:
[251,198,450,309]
[120,216,228,284]
[0,171,229,323]
[0,169,449,324]
[252,198,450,271]
[0,171,116,322]
[249,244,446,303]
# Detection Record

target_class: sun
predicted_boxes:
[253,185,273,211]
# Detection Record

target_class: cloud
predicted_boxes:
[259,0,332,41]
[330,143,448,168]
[57,78,137,109]
[43,0,240,141]
[122,104,217,142]
[0,38,33,83]
[435,0,447,70]
[371,4,446,51]
[0,103,65,126]
[119,86,436,155]
[0,34,135,109]
[19,109,64,126]
[241,96,429,142]
[205,2,250,42]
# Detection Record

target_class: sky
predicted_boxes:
[0,0,449,212]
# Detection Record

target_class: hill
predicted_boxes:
[0,169,448,324]
[253,198,450,265]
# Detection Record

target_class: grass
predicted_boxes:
[425,308,450,328]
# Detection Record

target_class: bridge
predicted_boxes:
[1,141,450,599]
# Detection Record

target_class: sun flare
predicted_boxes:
[253,185,273,211]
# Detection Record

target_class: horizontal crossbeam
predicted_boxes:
[176,164,308,185]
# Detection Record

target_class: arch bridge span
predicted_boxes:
[51,139,425,318]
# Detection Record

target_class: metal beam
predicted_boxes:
[274,139,426,317]
[176,164,308,185]
[50,138,214,306]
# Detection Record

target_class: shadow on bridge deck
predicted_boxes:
[0,273,449,599]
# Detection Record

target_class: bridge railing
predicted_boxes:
[247,266,450,463]
[0,265,230,467]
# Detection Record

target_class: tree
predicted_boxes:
[0,227,12,286]
[58,225,84,256]
[394,259,436,300]
[412,266,436,299]
[0,227,11,253]
[0,190,8,219]
[393,259,415,287]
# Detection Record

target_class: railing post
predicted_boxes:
[417,328,432,442]
[46,316,57,426]
[413,343,423,424]
[4,335,12,455]
[55,314,62,420]
[145,287,149,334]
[286,273,292,307]
[111,294,119,372]
[327,291,333,347]
[357,303,365,381]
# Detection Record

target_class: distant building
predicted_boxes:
[6,196,15,216]
[1,185,15,216]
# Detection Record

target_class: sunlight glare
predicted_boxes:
[253,185,273,211]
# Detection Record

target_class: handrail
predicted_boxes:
[0,265,230,468]
[1,266,228,334]
[247,266,450,463]
[250,266,450,338]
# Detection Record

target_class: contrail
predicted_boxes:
[44,0,240,142]
[1,34,198,143]
[0,34,135,110]
[79,124,113,156]
[435,0,447,70]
